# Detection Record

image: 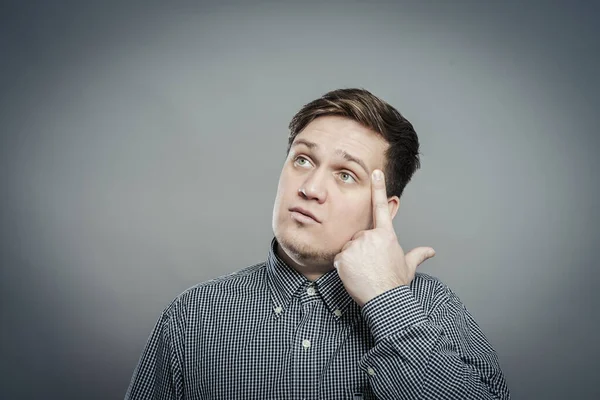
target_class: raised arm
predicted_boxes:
[360,283,510,399]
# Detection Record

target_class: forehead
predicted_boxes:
[293,115,389,168]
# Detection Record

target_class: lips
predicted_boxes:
[289,207,320,223]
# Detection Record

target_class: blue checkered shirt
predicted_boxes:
[125,237,510,399]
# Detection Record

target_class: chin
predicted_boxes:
[276,228,338,266]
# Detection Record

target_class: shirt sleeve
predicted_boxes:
[359,283,510,399]
[125,297,187,400]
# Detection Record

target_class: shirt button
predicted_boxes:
[307,287,316,296]
[302,339,311,349]
[274,306,283,314]
[334,309,342,317]
[367,367,375,376]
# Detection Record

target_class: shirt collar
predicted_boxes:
[266,237,358,319]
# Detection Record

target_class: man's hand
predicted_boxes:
[333,169,435,307]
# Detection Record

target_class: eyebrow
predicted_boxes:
[291,138,370,176]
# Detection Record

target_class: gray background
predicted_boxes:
[1,0,598,399]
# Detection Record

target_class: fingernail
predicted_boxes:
[372,170,383,181]
[333,261,339,269]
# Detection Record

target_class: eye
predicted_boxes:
[294,156,312,168]
[339,171,356,184]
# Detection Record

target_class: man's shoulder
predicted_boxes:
[196,261,268,288]
[183,261,267,297]
[162,262,268,316]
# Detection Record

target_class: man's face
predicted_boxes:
[272,115,393,272]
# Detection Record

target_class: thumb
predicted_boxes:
[405,247,436,269]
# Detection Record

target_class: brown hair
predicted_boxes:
[287,88,421,198]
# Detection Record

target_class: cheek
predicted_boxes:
[277,167,295,191]
[274,173,296,211]
[332,199,371,228]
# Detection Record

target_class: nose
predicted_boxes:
[298,169,327,204]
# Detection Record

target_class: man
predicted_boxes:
[125,88,510,399]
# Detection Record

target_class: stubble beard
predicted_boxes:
[276,229,338,270]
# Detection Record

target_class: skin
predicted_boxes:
[271,115,435,306]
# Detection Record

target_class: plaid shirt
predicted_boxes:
[125,237,510,399]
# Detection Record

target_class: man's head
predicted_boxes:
[272,88,421,277]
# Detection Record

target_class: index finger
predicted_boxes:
[371,169,393,231]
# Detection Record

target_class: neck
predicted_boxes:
[275,242,330,281]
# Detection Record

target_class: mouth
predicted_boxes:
[289,207,320,223]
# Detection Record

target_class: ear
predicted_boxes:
[388,195,400,220]
[367,196,400,230]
